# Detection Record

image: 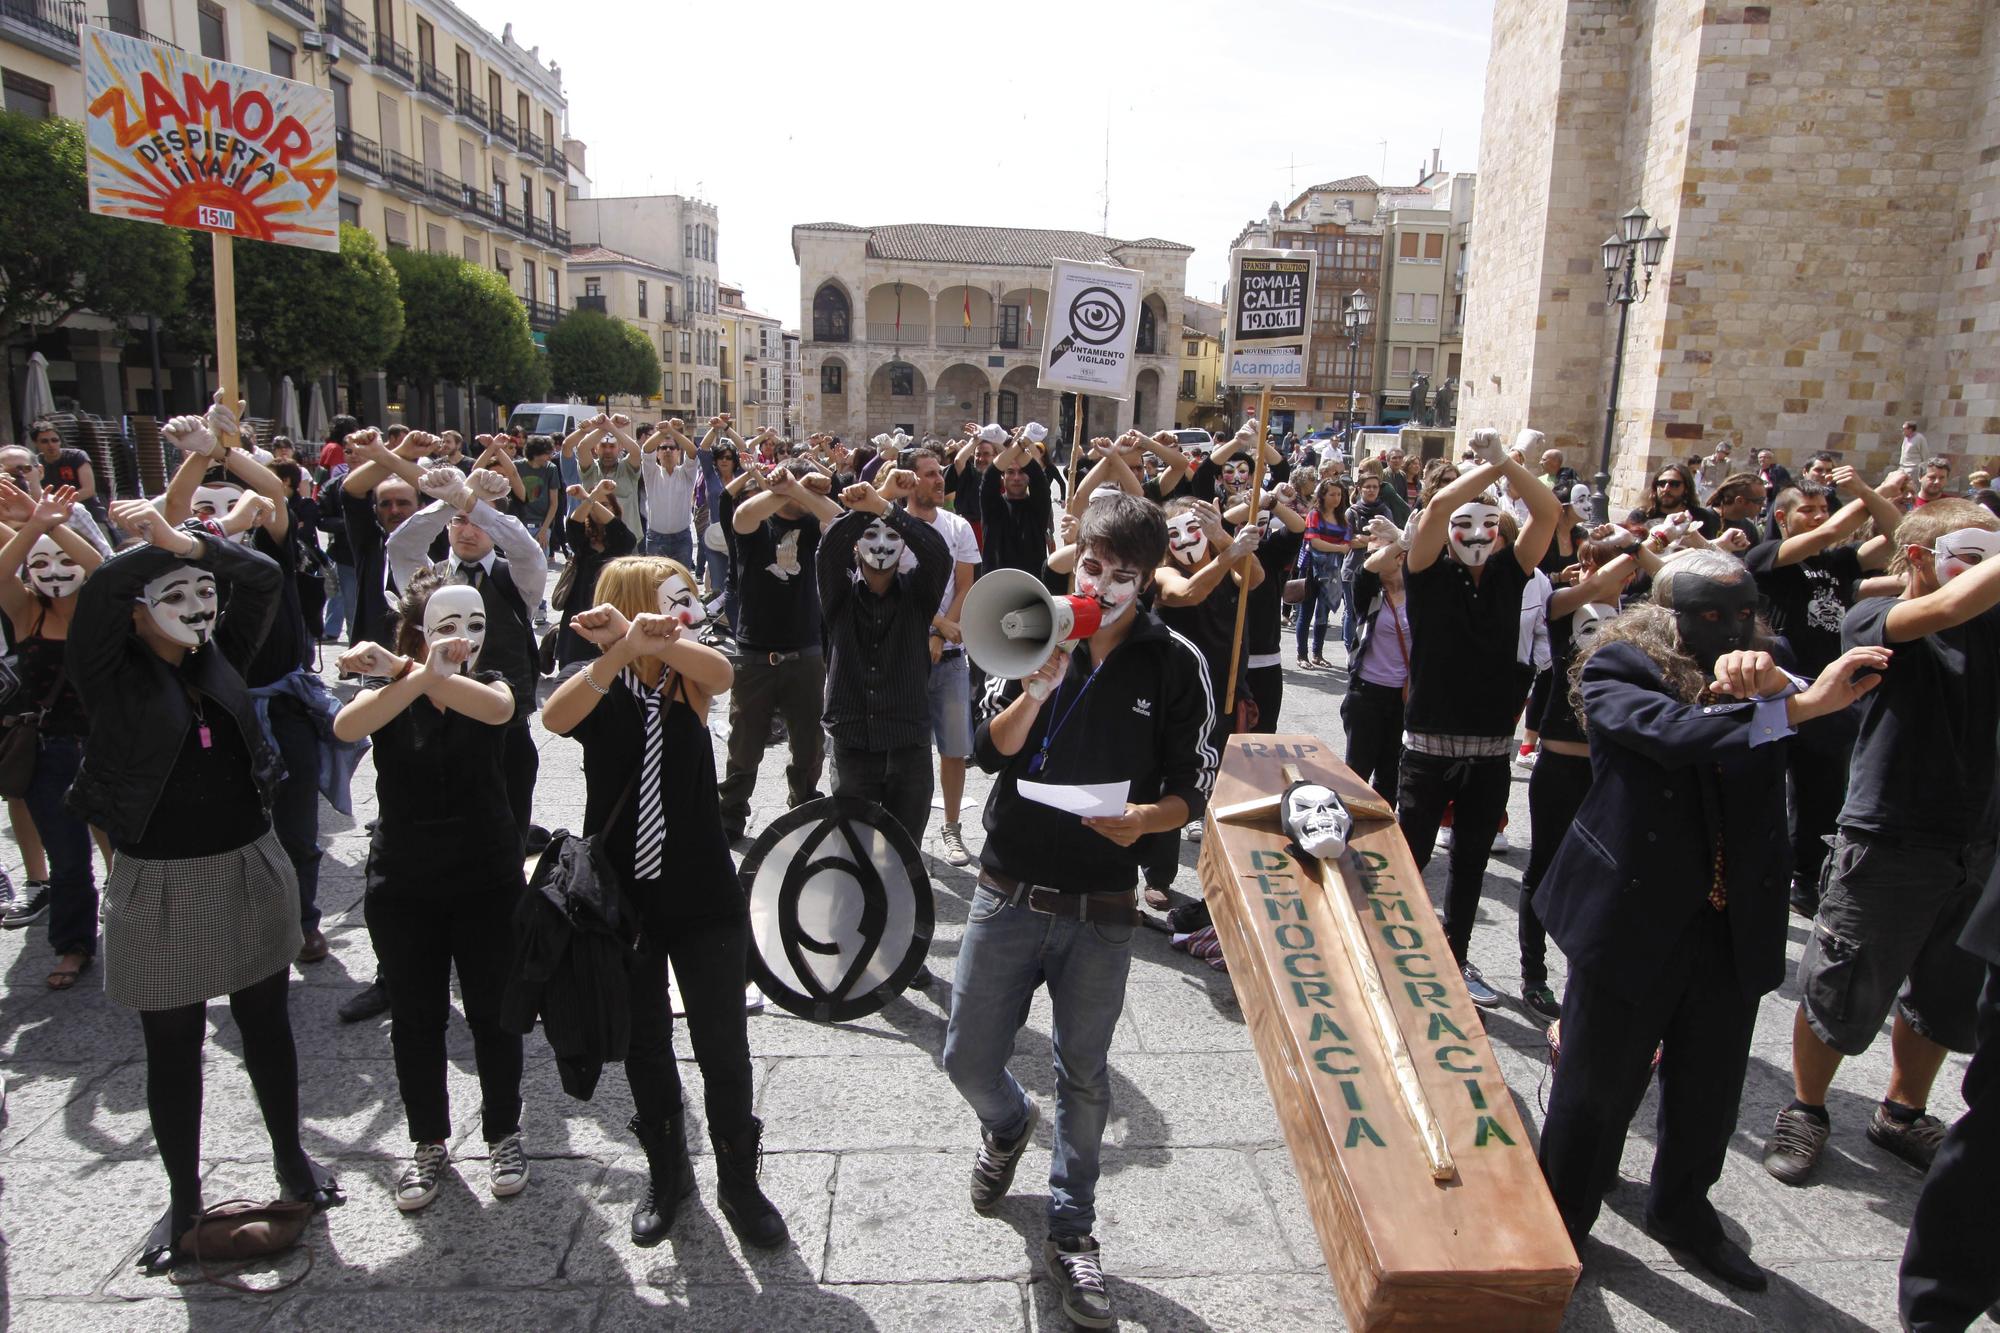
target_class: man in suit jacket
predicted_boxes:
[1535,549,1886,1292]
[1755,448,1794,513]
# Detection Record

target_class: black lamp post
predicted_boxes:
[1339,288,1373,465]
[1594,205,1670,524]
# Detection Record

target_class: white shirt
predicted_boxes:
[387,498,548,605]
[640,451,697,536]
[898,504,981,620]
[1899,431,1927,472]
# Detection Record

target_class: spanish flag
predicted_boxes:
[963,286,972,331]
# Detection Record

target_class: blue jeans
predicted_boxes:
[1294,576,1337,659]
[1340,577,1361,652]
[325,562,358,643]
[943,884,1134,1240]
[26,733,95,958]
[644,527,694,568]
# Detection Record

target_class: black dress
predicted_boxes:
[555,519,638,668]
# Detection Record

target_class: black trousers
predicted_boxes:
[625,910,757,1136]
[1899,964,2000,1331]
[830,742,935,846]
[502,720,538,844]
[1146,710,1232,889]
[718,654,825,836]
[1538,910,1757,1244]
[1522,750,1593,987]
[1397,750,1511,964]
[365,886,524,1145]
[268,695,323,932]
[1342,679,1405,807]
[1243,663,1283,735]
[1787,705,1856,890]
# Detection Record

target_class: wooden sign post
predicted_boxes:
[211,233,239,444]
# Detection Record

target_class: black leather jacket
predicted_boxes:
[64,537,283,845]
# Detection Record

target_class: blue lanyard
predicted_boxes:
[1027,658,1104,775]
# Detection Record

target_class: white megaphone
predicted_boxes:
[961,567,1103,696]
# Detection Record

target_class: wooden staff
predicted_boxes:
[1221,384,1270,712]
[1065,390,1087,594]
[210,232,241,447]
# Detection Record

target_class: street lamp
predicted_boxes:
[1340,288,1373,464]
[1593,206,1670,523]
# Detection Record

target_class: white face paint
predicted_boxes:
[142,567,219,648]
[1166,511,1210,566]
[658,571,705,626]
[23,535,82,599]
[1075,550,1144,627]
[857,517,905,572]
[1447,501,1504,568]
[1930,528,2000,585]
[1281,783,1352,861]
[191,483,255,544]
[1571,601,1617,650]
[421,583,486,674]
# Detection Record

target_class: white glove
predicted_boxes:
[1227,524,1263,561]
[204,396,245,447]
[1649,511,1696,547]
[418,467,473,510]
[1601,525,1640,550]
[467,468,513,504]
[1466,428,1506,468]
[1366,516,1407,550]
[163,414,220,458]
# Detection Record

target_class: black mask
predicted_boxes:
[1669,576,1759,672]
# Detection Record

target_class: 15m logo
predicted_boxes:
[197,205,238,231]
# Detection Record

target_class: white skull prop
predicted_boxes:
[421,583,486,675]
[23,535,82,599]
[142,566,219,648]
[857,517,905,572]
[1447,501,1504,568]
[1280,782,1352,861]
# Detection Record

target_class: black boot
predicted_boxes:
[712,1116,788,1250]
[627,1111,695,1246]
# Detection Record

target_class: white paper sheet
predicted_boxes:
[1017,779,1131,819]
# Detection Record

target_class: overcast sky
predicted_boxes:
[454,0,1493,325]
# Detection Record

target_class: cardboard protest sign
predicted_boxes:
[1226,248,1315,387]
[1038,258,1145,399]
[82,27,339,252]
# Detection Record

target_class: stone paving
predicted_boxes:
[0,643,1982,1331]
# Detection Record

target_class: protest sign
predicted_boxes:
[1038,258,1145,399]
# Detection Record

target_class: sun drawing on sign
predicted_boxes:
[82,31,337,246]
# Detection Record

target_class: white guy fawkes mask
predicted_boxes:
[857,517,905,572]
[421,583,486,675]
[1222,459,1252,493]
[658,571,706,626]
[1075,551,1144,627]
[1930,528,2000,586]
[1166,511,1210,566]
[143,567,219,648]
[1280,782,1352,861]
[1447,501,1504,568]
[1572,601,1617,650]
[191,483,254,544]
[24,535,82,599]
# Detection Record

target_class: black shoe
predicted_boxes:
[337,979,391,1024]
[970,1099,1038,1214]
[907,964,936,991]
[525,824,552,855]
[1789,878,1820,919]
[1643,1218,1767,1292]
[1521,982,1561,1021]
[712,1116,788,1249]
[276,1152,344,1210]
[627,1112,697,1246]
[1,882,50,929]
[137,1205,197,1275]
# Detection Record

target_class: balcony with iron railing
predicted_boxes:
[92,12,176,47]
[424,166,466,213]
[546,141,567,172]
[502,203,525,233]
[493,113,518,145]
[2,0,81,60]
[373,35,414,83]
[274,0,313,21]
[519,296,562,331]
[521,129,547,161]
[322,1,365,50]
[333,126,384,177]
[384,149,427,196]
[455,89,488,131]
[416,62,453,106]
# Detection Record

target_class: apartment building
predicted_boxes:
[565,193,723,419]
[569,243,679,421]
[719,282,783,435]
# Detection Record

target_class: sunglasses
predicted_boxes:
[1655,478,1686,489]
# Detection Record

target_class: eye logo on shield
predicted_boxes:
[738,797,935,1022]
[1046,285,1127,367]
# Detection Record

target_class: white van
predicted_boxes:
[505,402,598,440]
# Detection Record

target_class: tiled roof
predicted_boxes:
[792,222,1192,267]
[1304,174,1379,193]
[568,245,677,277]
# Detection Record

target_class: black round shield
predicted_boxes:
[738,796,935,1022]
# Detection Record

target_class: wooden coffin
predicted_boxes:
[1198,735,1579,1331]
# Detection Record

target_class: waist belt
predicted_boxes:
[978,869,1139,927]
[743,646,822,667]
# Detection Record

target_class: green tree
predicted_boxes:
[546,308,660,404]
[178,224,403,390]
[0,111,192,423]
[387,248,538,426]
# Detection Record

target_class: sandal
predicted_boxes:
[276,1152,344,1210]
[1310,656,1334,670]
[1295,656,1312,669]
[47,951,91,991]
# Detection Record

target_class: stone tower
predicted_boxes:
[1463,0,1998,507]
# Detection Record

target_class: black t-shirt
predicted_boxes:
[1189,457,1222,504]
[1157,565,1240,694]
[42,447,91,493]
[1247,520,1303,658]
[1838,597,2000,847]
[242,525,309,687]
[122,703,269,858]
[1537,603,1598,745]
[1745,539,1863,676]
[946,463,985,525]
[366,680,522,883]
[733,513,822,652]
[979,460,1051,576]
[1403,553,1535,737]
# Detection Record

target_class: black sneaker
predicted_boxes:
[1867,1103,1947,1173]
[1,882,50,929]
[1521,982,1561,1020]
[1461,963,1502,1009]
[1044,1234,1113,1328]
[970,1099,1038,1214]
[338,979,391,1024]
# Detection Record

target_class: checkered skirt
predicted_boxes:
[102,830,303,1011]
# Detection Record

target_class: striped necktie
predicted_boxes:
[626,669,665,880]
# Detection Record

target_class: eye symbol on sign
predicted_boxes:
[1046,286,1127,367]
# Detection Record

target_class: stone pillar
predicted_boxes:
[69,331,124,421]
[360,371,390,428]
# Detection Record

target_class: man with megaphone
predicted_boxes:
[944,492,1219,1330]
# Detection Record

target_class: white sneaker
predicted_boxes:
[487,1132,529,1198]
[397,1142,450,1212]
[1492,828,1513,853]
[1185,819,1204,843]
[940,822,972,867]
[1514,747,1538,769]
[1437,826,1454,850]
